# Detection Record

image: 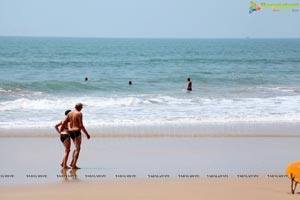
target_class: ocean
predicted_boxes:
[0,37,300,135]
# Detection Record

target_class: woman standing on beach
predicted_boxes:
[55,110,72,169]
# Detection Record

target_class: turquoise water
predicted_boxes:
[0,37,300,134]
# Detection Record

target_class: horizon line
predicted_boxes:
[0,35,300,40]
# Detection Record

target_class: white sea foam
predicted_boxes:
[1,94,300,134]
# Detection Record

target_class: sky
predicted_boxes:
[0,0,299,38]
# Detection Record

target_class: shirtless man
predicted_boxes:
[61,103,90,169]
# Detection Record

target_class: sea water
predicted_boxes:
[0,37,300,135]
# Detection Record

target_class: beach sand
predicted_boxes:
[0,178,297,200]
[0,136,299,199]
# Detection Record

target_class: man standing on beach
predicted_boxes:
[61,102,90,169]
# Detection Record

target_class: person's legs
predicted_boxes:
[70,138,76,167]
[71,135,82,169]
[69,132,76,167]
[61,137,71,169]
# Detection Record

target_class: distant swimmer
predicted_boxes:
[84,77,88,81]
[54,109,72,169]
[61,103,91,169]
[129,81,132,85]
[187,78,192,91]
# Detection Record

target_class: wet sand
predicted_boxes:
[0,136,299,199]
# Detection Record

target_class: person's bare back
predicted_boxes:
[67,110,83,131]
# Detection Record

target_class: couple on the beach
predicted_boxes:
[55,103,91,169]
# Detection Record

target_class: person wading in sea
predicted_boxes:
[187,78,192,91]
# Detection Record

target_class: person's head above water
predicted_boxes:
[187,78,191,81]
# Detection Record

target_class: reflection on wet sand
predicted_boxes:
[60,169,79,182]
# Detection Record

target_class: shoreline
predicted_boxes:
[1,120,300,137]
[1,133,300,138]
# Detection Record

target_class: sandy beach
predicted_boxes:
[0,177,297,200]
[0,135,299,199]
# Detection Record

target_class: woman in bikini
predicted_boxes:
[55,110,72,169]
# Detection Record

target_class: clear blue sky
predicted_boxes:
[0,0,299,38]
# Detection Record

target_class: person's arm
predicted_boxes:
[79,113,90,139]
[81,126,90,139]
[54,121,62,135]
[67,122,71,131]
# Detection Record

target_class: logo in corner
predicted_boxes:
[249,1,261,13]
